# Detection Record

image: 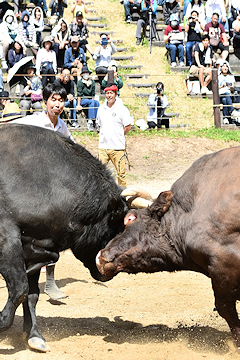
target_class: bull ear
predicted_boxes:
[149,191,173,219]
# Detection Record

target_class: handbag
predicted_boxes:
[31,93,43,102]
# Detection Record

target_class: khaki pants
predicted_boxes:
[99,148,127,187]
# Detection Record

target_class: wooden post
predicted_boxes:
[212,68,221,128]
[107,69,114,84]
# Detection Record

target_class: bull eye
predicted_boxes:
[124,213,137,227]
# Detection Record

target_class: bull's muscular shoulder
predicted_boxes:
[170,146,240,212]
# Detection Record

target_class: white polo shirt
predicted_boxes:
[97,98,131,150]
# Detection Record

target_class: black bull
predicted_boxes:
[0,124,129,352]
[97,146,240,351]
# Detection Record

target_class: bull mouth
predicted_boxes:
[96,250,116,281]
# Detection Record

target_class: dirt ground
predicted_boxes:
[1,136,240,360]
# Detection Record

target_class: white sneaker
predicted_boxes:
[205,88,213,95]
[179,62,185,67]
[201,86,208,94]
[87,119,94,131]
[231,110,240,118]
[223,118,229,125]
[171,62,177,67]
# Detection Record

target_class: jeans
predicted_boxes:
[36,0,48,13]
[166,43,184,63]
[136,18,156,39]
[65,98,77,120]
[80,98,99,119]
[124,0,140,19]
[221,92,234,117]
[185,41,200,66]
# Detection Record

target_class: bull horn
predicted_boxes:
[121,187,153,201]
[126,195,153,209]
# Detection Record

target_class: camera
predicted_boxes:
[188,17,192,22]
[157,87,162,95]
[226,82,232,87]
[101,38,108,46]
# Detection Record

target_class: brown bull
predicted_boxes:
[96,146,240,350]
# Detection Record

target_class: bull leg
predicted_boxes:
[214,291,240,350]
[0,222,28,332]
[44,264,67,300]
[23,270,49,352]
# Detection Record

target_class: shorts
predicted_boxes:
[189,65,210,77]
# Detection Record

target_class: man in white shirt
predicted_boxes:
[96,83,131,188]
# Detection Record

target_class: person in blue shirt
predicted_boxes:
[136,0,157,45]
[64,35,86,78]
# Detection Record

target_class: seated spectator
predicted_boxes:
[227,0,239,34]
[0,1,14,23]
[7,40,26,70]
[0,91,10,118]
[232,11,240,51]
[164,13,184,67]
[64,35,86,78]
[69,11,93,57]
[205,0,229,33]
[185,10,204,66]
[136,0,157,45]
[54,68,79,129]
[189,34,214,95]
[30,7,44,46]
[71,0,88,25]
[49,0,67,18]
[77,65,99,131]
[102,60,123,95]
[36,36,57,88]
[185,0,206,26]
[0,10,18,69]
[93,33,117,91]
[51,18,70,68]
[218,60,239,124]
[20,63,43,116]
[163,0,181,25]
[147,82,169,129]
[15,10,38,57]
[204,13,229,60]
[124,0,142,23]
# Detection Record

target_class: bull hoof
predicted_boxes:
[28,337,50,352]
[44,286,67,301]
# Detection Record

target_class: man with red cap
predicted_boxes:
[96,83,131,188]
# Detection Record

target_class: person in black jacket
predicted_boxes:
[185,10,204,66]
[54,68,79,128]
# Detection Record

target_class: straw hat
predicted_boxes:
[0,102,23,122]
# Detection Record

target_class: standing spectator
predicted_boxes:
[164,13,184,67]
[16,10,38,57]
[232,11,240,51]
[54,68,79,128]
[49,0,67,18]
[51,18,70,68]
[0,10,18,69]
[102,60,123,95]
[204,13,229,60]
[71,0,88,25]
[20,63,43,116]
[205,0,229,33]
[135,0,158,45]
[185,0,206,26]
[64,36,86,78]
[147,82,169,129]
[163,0,181,25]
[185,10,204,66]
[77,65,99,131]
[69,11,94,57]
[218,60,239,124]
[30,7,45,46]
[124,0,142,23]
[93,34,117,91]
[36,36,57,88]
[97,83,131,188]
[189,34,214,95]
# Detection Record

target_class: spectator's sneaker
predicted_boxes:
[201,86,208,94]
[231,110,240,118]
[126,16,131,23]
[119,0,124,3]
[205,88,213,95]
[179,62,185,67]
[171,62,177,67]
[70,122,80,129]
[136,38,141,45]
[223,118,229,125]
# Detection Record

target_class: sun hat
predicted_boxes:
[81,65,92,74]
[0,102,23,122]
[42,36,53,46]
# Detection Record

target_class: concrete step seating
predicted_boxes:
[88,24,109,28]
[86,17,105,21]
[124,74,150,79]
[112,55,134,61]
[90,30,114,36]
[127,83,155,88]
[118,64,143,70]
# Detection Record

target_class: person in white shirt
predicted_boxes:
[97,83,131,188]
[36,36,57,88]
[1,83,75,300]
